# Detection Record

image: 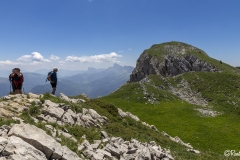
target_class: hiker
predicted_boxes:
[10,68,23,94]
[9,68,16,94]
[48,67,58,95]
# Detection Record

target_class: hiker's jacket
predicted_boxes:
[50,72,57,83]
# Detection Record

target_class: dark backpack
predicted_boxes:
[46,71,52,82]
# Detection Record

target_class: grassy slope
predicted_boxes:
[3,93,208,160]
[100,74,240,159]
[100,42,240,159]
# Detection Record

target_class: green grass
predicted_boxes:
[14,92,225,159]
[100,72,240,159]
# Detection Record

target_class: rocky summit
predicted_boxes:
[0,92,200,160]
[129,41,219,82]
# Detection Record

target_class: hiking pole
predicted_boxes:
[22,86,25,94]
[10,82,12,94]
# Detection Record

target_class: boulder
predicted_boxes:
[118,108,127,117]
[60,93,85,103]
[62,145,81,160]
[2,136,47,160]
[43,100,64,120]
[8,123,81,160]
[61,109,76,125]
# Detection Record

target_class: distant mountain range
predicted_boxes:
[33,68,105,78]
[30,63,134,98]
[0,64,134,98]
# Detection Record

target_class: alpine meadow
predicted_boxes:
[100,41,240,159]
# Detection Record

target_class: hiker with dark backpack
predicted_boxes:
[47,67,58,95]
[10,68,24,94]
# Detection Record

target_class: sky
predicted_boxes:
[0,0,240,72]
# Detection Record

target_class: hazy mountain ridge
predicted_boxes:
[30,64,134,98]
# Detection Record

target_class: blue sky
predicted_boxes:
[0,0,240,71]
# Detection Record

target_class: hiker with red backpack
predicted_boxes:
[10,68,24,94]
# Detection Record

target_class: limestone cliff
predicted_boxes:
[129,41,219,82]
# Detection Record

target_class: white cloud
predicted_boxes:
[0,60,21,65]
[50,55,60,61]
[66,52,122,63]
[17,55,32,62]
[17,52,51,63]
[32,52,51,62]
[128,48,132,51]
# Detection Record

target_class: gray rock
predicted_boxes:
[126,148,138,154]
[118,108,127,117]
[96,149,112,158]
[0,125,11,138]
[92,152,104,160]
[187,148,200,154]
[8,123,81,159]
[129,43,219,82]
[2,136,47,160]
[61,145,82,160]
[126,112,140,121]
[101,131,108,139]
[43,100,64,120]
[61,109,76,125]
[8,123,63,159]
[0,137,8,152]
[105,144,121,158]
[77,114,97,127]
[27,98,41,104]
[58,130,77,142]
[60,93,85,103]
[28,92,43,99]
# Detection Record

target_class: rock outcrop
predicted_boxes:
[129,42,219,82]
[38,99,108,127]
[0,94,42,117]
[78,135,174,160]
[0,123,81,160]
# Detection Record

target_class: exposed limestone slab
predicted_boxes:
[3,136,47,160]
[28,92,43,99]
[8,123,63,159]
[43,100,65,120]
[60,93,86,103]
[0,108,11,117]
[62,145,81,160]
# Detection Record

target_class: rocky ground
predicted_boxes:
[0,93,200,159]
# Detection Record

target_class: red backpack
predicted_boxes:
[14,73,24,84]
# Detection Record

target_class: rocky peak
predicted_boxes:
[129,41,219,82]
[112,63,123,69]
